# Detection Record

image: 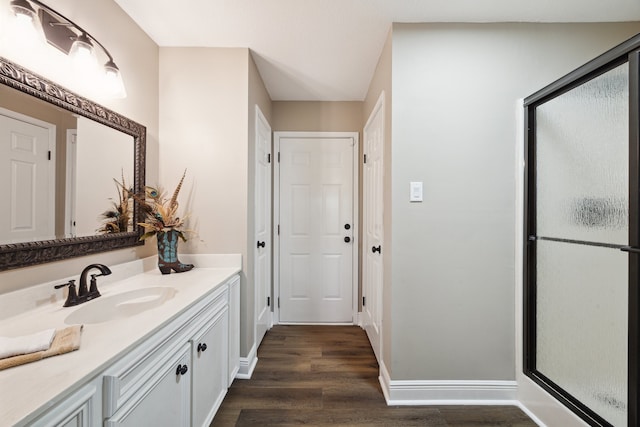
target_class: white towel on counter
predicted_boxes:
[0,329,56,359]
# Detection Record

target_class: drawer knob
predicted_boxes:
[176,364,188,375]
[197,343,208,352]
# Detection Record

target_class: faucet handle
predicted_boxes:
[54,279,75,289]
[88,274,102,297]
[54,280,78,307]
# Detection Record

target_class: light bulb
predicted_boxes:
[8,0,40,47]
[10,0,36,21]
[104,60,127,99]
[69,32,97,73]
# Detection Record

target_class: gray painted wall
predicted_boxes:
[389,22,640,381]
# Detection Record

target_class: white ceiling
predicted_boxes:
[114,0,640,101]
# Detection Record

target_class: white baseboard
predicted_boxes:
[379,362,518,405]
[236,343,258,379]
[515,401,547,427]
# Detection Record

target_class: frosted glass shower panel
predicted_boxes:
[536,240,628,426]
[536,63,629,245]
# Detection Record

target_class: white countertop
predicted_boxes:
[0,254,241,426]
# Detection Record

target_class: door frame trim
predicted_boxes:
[254,104,272,350]
[362,90,385,362]
[65,129,77,238]
[273,131,360,324]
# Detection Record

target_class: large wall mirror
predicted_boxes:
[0,56,145,271]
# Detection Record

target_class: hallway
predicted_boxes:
[211,325,536,426]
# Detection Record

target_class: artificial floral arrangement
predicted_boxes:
[137,169,190,241]
[136,170,194,274]
[97,172,132,234]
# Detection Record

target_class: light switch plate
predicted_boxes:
[410,181,423,202]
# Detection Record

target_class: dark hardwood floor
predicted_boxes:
[211,325,536,426]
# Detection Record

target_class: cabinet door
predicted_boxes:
[191,308,229,427]
[105,344,191,427]
[228,275,240,385]
[30,381,99,427]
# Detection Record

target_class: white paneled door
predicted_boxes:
[0,110,54,244]
[254,106,272,348]
[278,134,356,323]
[362,93,385,362]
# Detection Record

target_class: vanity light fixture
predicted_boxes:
[8,0,127,98]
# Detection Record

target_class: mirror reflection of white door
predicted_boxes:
[362,93,385,362]
[74,117,133,236]
[0,110,55,244]
[278,133,356,323]
[254,106,272,348]
[65,129,77,237]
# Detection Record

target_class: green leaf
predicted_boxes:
[140,231,157,241]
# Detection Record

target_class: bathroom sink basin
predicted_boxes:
[64,287,177,325]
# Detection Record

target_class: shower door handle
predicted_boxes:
[621,246,640,254]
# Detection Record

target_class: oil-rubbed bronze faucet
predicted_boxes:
[78,264,111,301]
[54,264,112,307]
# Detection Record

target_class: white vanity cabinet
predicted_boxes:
[2,262,242,427]
[100,274,239,427]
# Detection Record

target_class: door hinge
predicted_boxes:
[278,297,280,308]
[277,224,280,235]
[278,152,280,162]
[363,154,367,164]
[268,153,271,163]
[267,296,270,307]
[362,296,366,306]
[48,150,51,160]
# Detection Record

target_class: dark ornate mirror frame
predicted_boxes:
[0,56,145,271]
